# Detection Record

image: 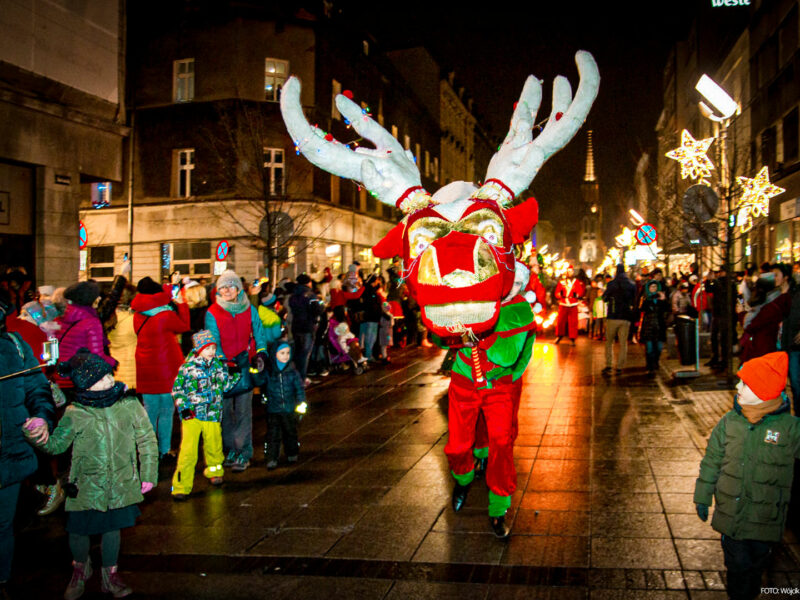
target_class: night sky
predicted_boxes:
[345,0,705,231]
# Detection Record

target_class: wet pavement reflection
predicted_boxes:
[13,338,800,598]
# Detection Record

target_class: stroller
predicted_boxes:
[326,318,365,375]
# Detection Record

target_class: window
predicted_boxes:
[172,241,211,275]
[173,59,194,103]
[783,107,799,162]
[332,79,341,120]
[91,182,111,208]
[265,58,288,101]
[425,150,431,177]
[263,148,285,195]
[330,175,340,204]
[404,134,411,151]
[173,149,195,197]
[391,125,398,140]
[363,187,376,213]
[415,143,421,166]
[88,246,115,280]
[362,40,369,56]
[780,7,798,66]
[762,127,777,170]
[433,156,439,182]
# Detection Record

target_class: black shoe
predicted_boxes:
[554,336,562,344]
[570,339,576,346]
[452,483,471,512]
[615,368,623,375]
[601,367,612,376]
[474,457,488,478]
[489,515,511,539]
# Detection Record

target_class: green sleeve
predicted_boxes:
[694,415,727,505]
[37,406,81,455]
[485,331,527,368]
[130,401,158,484]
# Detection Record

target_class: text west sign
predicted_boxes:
[711,0,749,6]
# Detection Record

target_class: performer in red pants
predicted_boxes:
[554,265,585,344]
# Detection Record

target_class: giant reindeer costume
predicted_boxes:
[281,52,599,538]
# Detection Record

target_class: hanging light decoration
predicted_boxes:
[665,129,715,185]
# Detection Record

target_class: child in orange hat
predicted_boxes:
[694,351,800,600]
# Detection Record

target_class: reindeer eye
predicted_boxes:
[409,232,434,259]
[478,222,502,245]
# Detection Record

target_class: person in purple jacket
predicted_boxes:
[52,281,117,399]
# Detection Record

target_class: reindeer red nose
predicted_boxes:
[432,232,481,278]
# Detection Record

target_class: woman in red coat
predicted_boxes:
[131,277,190,460]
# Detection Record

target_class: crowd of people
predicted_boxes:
[5,255,800,598]
[0,258,443,598]
[543,259,800,383]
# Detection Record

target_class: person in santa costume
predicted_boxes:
[554,265,585,344]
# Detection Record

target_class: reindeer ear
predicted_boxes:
[506,197,539,244]
[373,221,405,259]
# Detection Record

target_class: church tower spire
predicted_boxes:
[584,130,596,183]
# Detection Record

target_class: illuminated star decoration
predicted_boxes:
[735,166,785,233]
[665,129,715,185]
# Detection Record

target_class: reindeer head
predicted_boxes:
[281,51,599,340]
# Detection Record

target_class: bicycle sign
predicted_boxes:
[635,223,657,245]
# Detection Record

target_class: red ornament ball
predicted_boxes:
[555,112,563,121]
[324,133,334,142]
[343,90,354,99]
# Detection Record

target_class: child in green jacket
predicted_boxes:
[24,348,157,600]
[694,351,800,600]
[171,330,241,499]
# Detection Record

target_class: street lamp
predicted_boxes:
[629,209,645,226]
[696,73,736,383]
[696,74,739,122]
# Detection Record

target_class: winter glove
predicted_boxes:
[141,482,154,494]
[228,362,241,374]
[695,503,709,522]
[180,408,196,421]
[251,351,269,373]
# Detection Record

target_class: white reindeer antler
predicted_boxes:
[477,51,600,205]
[280,76,430,213]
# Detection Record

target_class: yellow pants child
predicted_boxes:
[172,419,224,495]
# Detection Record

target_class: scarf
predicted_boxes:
[739,396,783,424]
[74,381,127,409]
[216,290,251,315]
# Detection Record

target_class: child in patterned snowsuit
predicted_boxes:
[171,330,241,499]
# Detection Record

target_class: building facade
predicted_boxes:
[78,6,493,287]
[0,0,126,286]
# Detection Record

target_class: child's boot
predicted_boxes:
[64,558,92,600]
[100,566,131,598]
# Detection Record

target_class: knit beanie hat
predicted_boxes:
[63,281,100,307]
[261,293,277,307]
[737,351,789,401]
[136,276,163,295]
[216,270,242,292]
[57,348,113,391]
[192,330,217,355]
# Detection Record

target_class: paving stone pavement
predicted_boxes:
[11,336,800,599]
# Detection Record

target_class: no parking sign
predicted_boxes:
[215,240,230,261]
[635,223,657,246]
